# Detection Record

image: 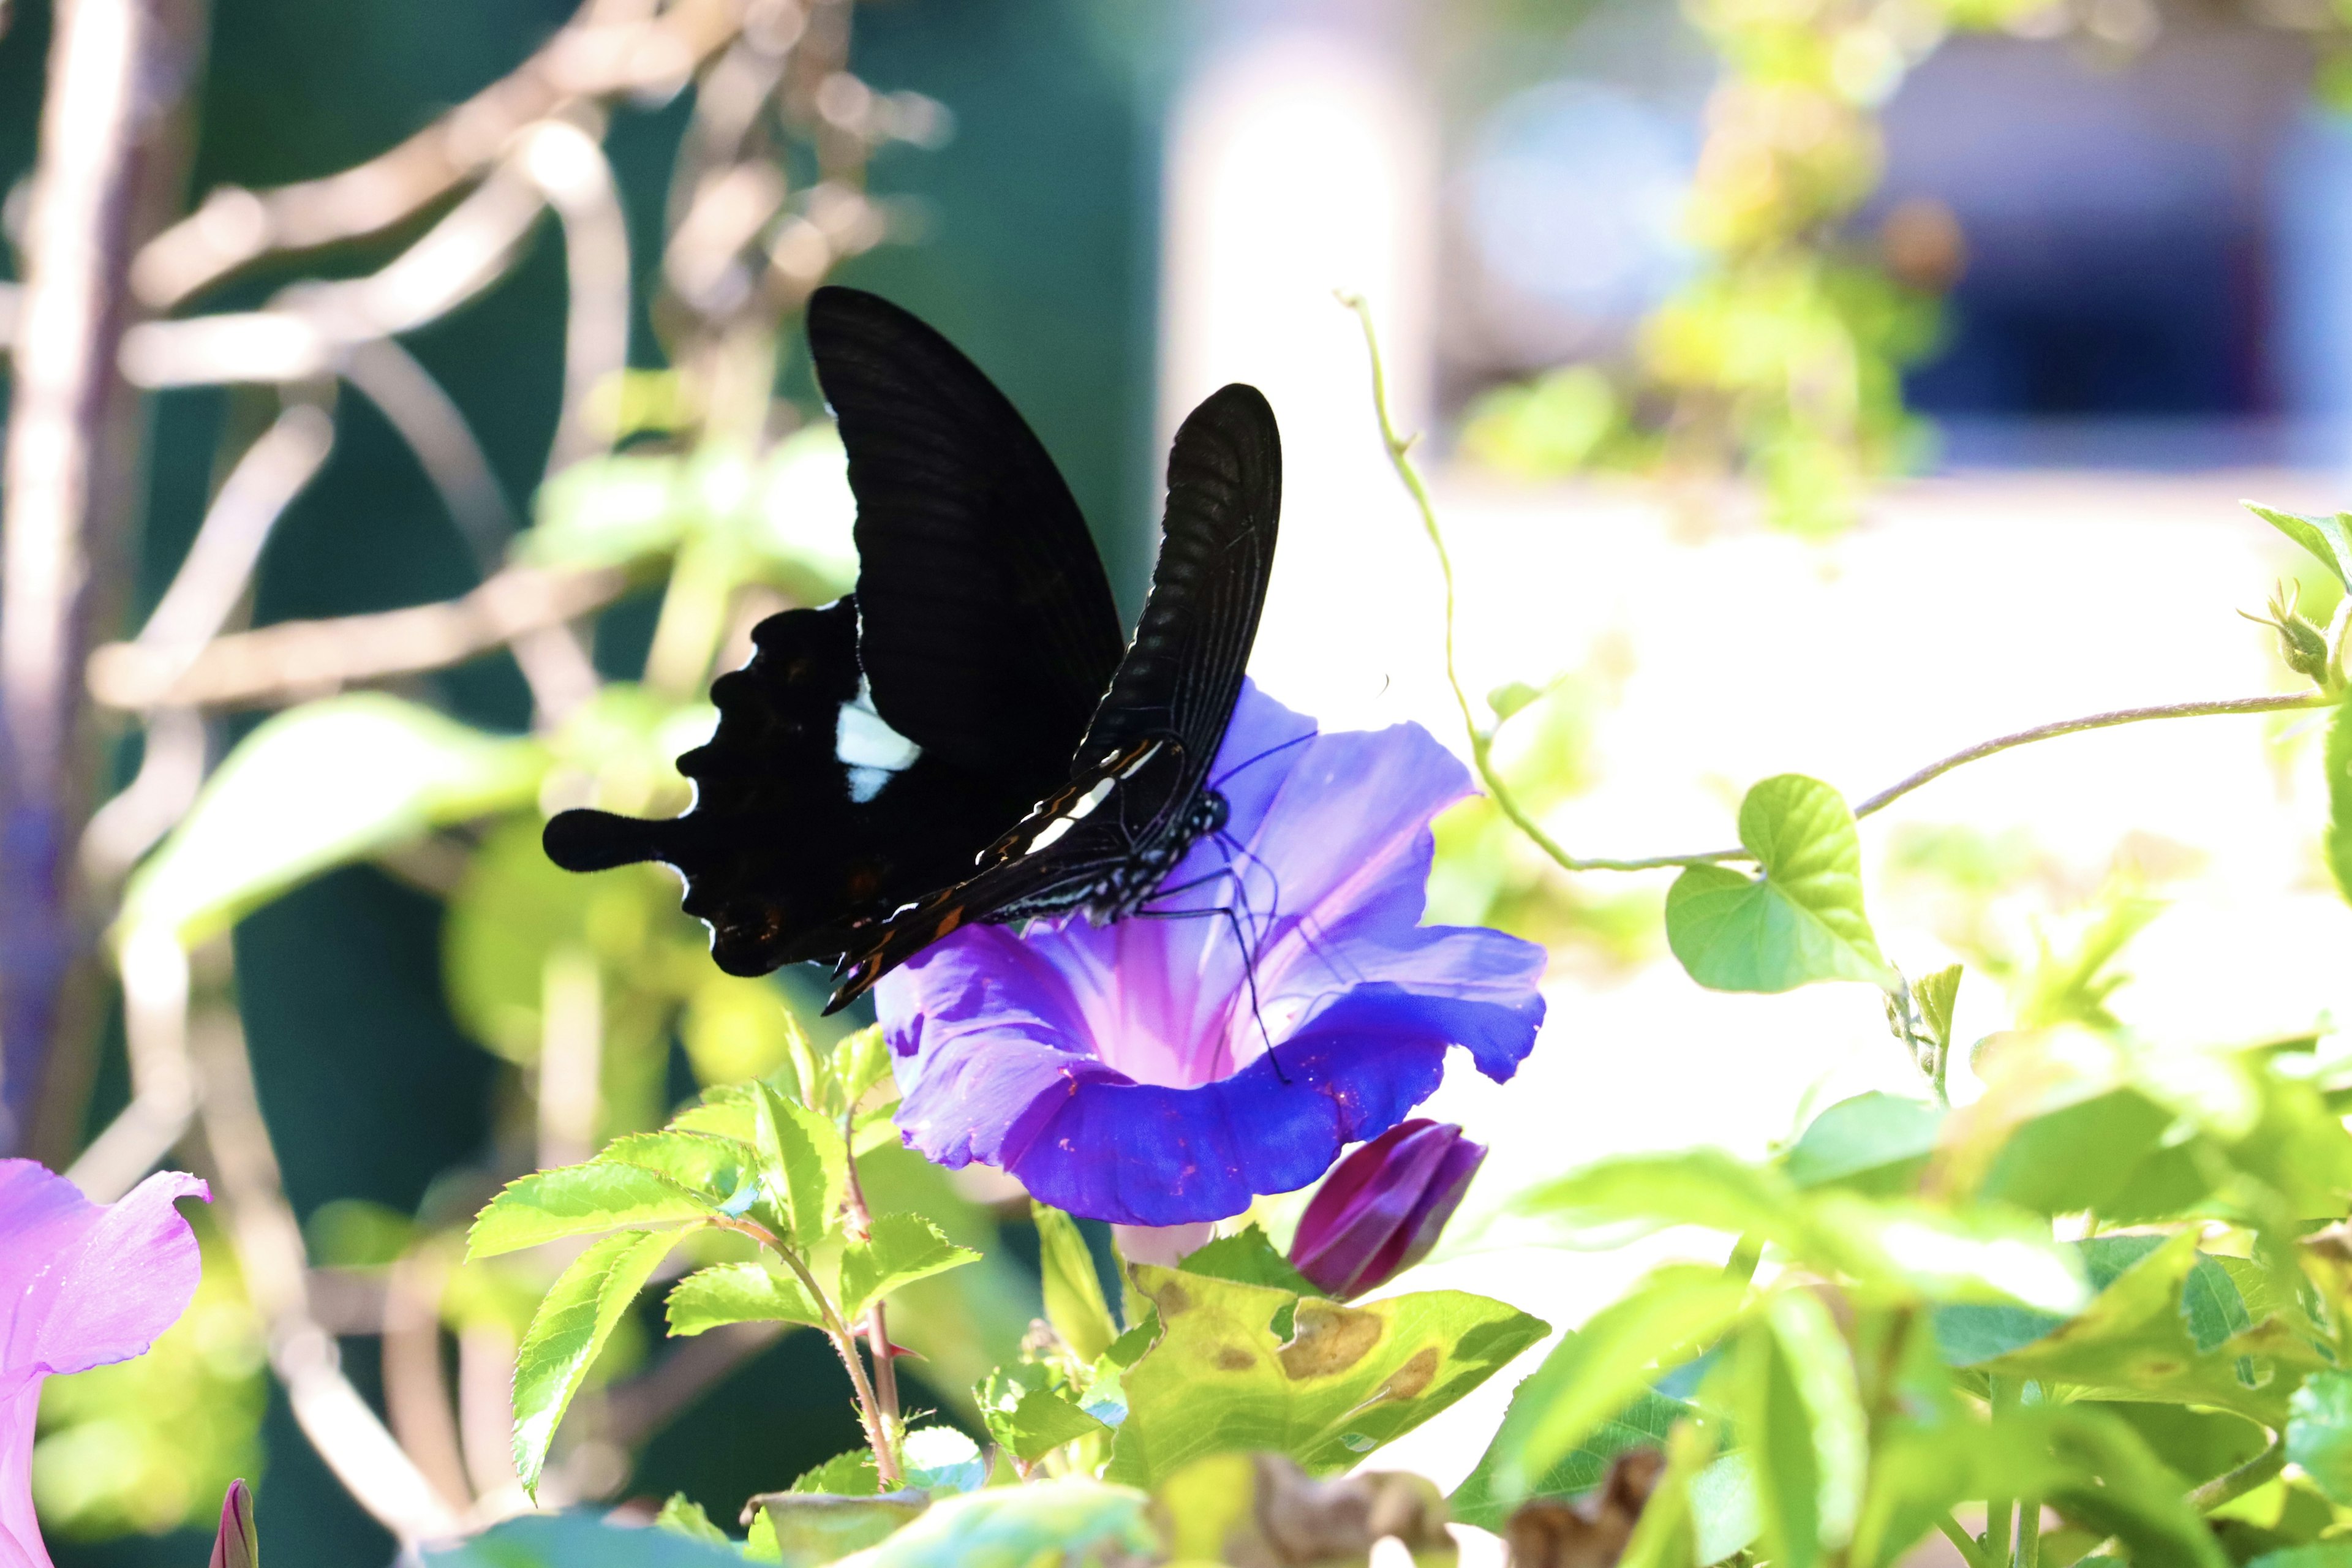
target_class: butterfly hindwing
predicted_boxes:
[543,289,1127,975]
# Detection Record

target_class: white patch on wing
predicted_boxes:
[1023,775,1116,854]
[1027,813,1079,851]
[835,676,922,796]
[1118,742,1161,778]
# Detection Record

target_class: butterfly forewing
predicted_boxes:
[824,383,1282,1009]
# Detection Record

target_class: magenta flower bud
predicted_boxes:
[209,1480,258,1568]
[1289,1119,1486,1299]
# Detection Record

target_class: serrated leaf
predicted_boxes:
[1106,1267,1545,1487]
[978,1366,1112,1463]
[666,1262,829,1337]
[653,1494,728,1545]
[511,1229,681,1496]
[1476,1265,1749,1508]
[754,1082,846,1246]
[791,1449,881,1497]
[1913,964,1963,1048]
[469,1164,713,1258]
[2248,502,2352,589]
[1031,1201,1118,1365]
[120,694,544,946]
[833,1024,895,1110]
[841,1213,980,1321]
[832,1479,1152,1567]
[1666,775,1896,993]
[600,1131,761,1213]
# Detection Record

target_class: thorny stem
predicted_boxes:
[1340,294,2337,875]
[716,1214,901,1486]
[2190,1434,2286,1513]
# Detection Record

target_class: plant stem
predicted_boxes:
[2015,1496,2040,1568]
[1937,1513,1989,1568]
[1985,1378,2019,1568]
[2190,1435,2286,1513]
[718,1215,901,1487]
[1340,293,2337,877]
[840,1110,901,1438]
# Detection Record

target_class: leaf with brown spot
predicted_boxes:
[1105,1264,1546,1487]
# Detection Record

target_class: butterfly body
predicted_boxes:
[542,287,1280,1010]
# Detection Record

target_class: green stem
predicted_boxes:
[1938,1513,1989,1568]
[2190,1435,2286,1513]
[717,1215,901,1486]
[2015,1495,2041,1568]
[1985,1378,2019,1568]
[1339,291,2332,876]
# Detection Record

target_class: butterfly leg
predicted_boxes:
[1129,900,1290,1087]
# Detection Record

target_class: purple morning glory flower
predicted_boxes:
[875,682,1546,1228]
[1289,1119,1486,1299]
[2,1161,209,1568]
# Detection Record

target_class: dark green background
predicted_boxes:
[0,0,1161,1561]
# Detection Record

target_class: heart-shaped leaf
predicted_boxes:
[1666,775,1895,993]
[2247,502,2352,589]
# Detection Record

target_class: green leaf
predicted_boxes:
[829,1479,1152,1568]
[511,1230,680,1496]
[752,1494,927,1568]
[832,1024,896,1112]
[1913,964,1963,1048]
[978,1366,1112,1463]
[1516,1147,1811,1245]
[2037,1405,2231,1568]
[1476,1264,1749,1507]
[421,1512,751,1568]
[790,1449,881,1497]
[2086,1402,2270,1490]
[600,1132,761,1213]
[1740,1294,1866,1568]
[900,1427,988,1494]
[468,1164,713,1258]
[1665,775,1896,993]
[1031,1201,1118,1364]
[1176,1224,1322,1297]
[1977,1085,2176,1216]
[753,1083,847,1246]
[2288,1371,2352,1506]
[1450,1379,1686,1531]
[119,695,543,946]
[652,1494,729,1546]
[1783,1093,1942,1197]
[2328,693,2352,908]
[841,1213,981,1321]
[1105,1266,1547,1487]
[2247,1548,2352,1568]
[2247,502,2352,589]
[665,1262,828,1337]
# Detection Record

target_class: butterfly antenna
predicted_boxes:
[1210,730,1314,792]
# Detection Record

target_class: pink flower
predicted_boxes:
[1289,1120,1485,1299]
[2,1161,209,1568]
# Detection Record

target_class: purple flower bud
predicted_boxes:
[1289,1120,1486,1299]
[209,1480,257,1568]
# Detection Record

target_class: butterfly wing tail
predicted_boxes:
[543,809,685,873]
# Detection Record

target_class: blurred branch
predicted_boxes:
[87,563,627,711]
[63,926,195,1202]
[129,0,756,309]
[1,0,206,1155]
[515,119,632,476]
[188,990,469,1544]
[383,1248,475,1515]
[601,1321,786,1448]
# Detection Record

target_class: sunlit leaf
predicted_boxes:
[978,1367,1110,1463]
[1783,1093,1942,1197]
[1176,1224,1321,1297]
[2328,692,2352,914]
[1913,963,1964,1049]
[2247,502,2352,590]
[1450,1377,1686,1531]
[1665,775,1896,993]
[900,1427,988,1494]
[1474,1265,1749,1508]
[755,1083,846,1247]
[421,1512,749,1568]
[665,1262,827,1337]
[1739,1294,1866,1568]
[599,1131,761,1213]
[2288,1371,2352,1506]
[510,1230,680,1496]
[1104,1266,1546,1487]
[652,1494,728,1545]
[841,1213,980,1321]
[1031,1201,1118,1365]
[832,1479,1151,1568]
[121,694,543,945]
[468,1164,713,1258]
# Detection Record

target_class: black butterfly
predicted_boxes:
[542,286,1281,1011]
